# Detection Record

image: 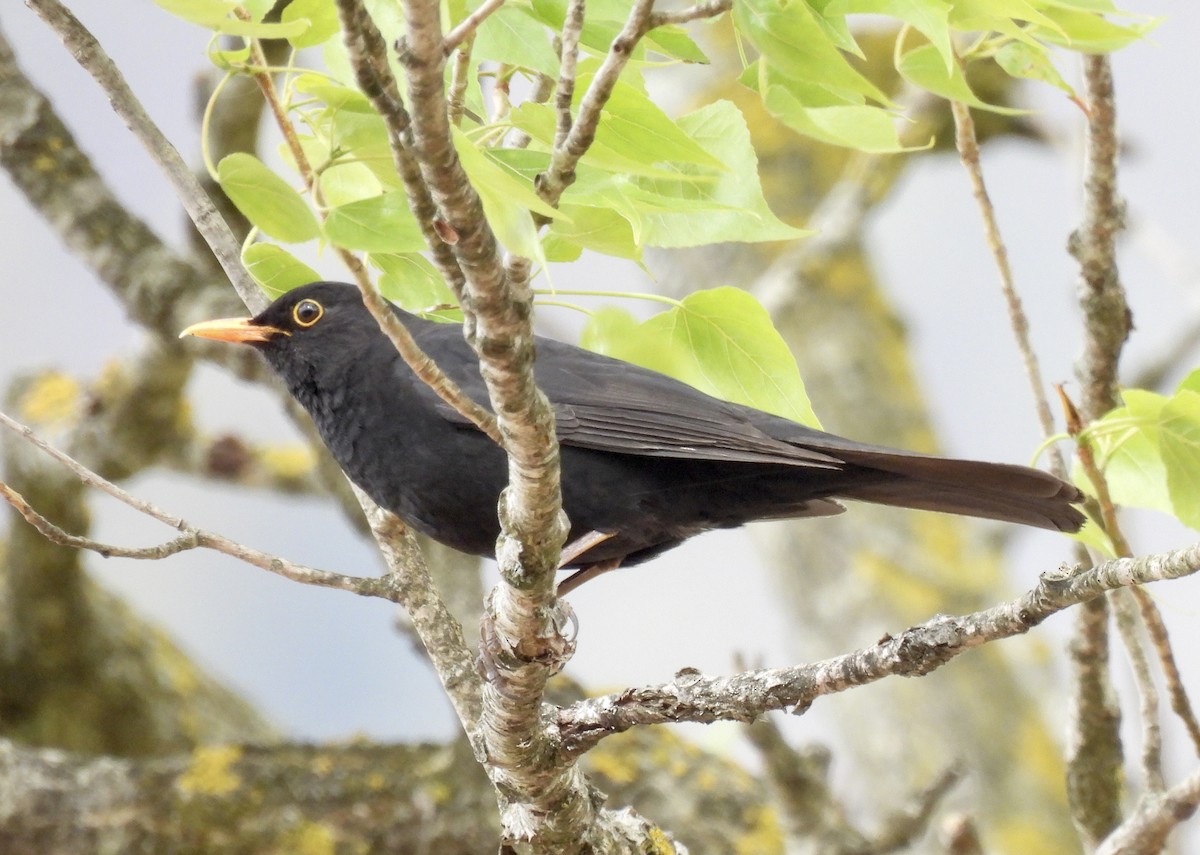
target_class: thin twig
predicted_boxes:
[447,35,474,127]
[1065,53,1131,848]
[538,0,657,207]
[553,0,586,148]
[647,0,732,27]
[1131,586,1200,755]
[0,412,396,599]
[319,5,501,446]
[950,98,1066,479]
[557,547,1200,755]
[871,766,963,852]
[26,0,265,313]
[1,482,199,560]
[442,0,506,54]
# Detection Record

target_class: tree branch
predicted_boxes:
[647,0,732,27]
[1071,54,1129,423]
[1095,767,1200,855]
[558,546,1200,755]
[538,0,655,207]
[0,410,398,600]
[442,0,505,54]
[25,0,265,313]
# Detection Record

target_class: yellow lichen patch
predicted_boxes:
[646,826,678,854]
[734,805,784,855]
[18,373,80,426]
[586,743,640,784]
[260,443,317,481]
[278,820,336,855]
[178,745,243,797]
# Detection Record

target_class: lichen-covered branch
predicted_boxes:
[25,0,264,313]
[1094,767,1200,855]
[558,546,1200,755]
[1071,54,1129,423]
[1065,52,1131,847]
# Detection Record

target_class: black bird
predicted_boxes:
[182,281,1084,590]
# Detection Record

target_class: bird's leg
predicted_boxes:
[558,529,615,567]
[557,559,622,596]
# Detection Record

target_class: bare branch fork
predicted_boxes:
[0,410,394,598]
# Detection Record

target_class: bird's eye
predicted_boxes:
[293,299,324,328]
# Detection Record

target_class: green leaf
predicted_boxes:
[155,0,310,37]
[581,288,819,425]
[827,0,953,71]
[452,127,558,262]
[899,44,1028,114]
[509,103,692,179]
[752,62,915,152]
[629,101,809,247]
[319,160,383,207]
[474,6,560,76]
[643,26,709,63]
[1177,369,1200,396]
[545,205,643,262]
[370,253,459,317]
[281,0,341,48]
[994,42,1075,97]
[1159,390,1200,529]
[1089,390,1171,515]
[584,76,728,171]
[242,243,322,298]
[1030,7,1158,53]
[325,192,426,253]
[733,0,889,106]
[216,153,320,243]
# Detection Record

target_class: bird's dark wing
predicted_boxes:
[405,315,842,468]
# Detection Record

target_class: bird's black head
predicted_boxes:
[179,281,386,387]
[180,281,365,346]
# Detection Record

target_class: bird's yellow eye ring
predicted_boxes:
[293,299,324,328]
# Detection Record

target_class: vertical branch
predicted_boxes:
[1071,55,1130,422]
[1067,53,1129,847]
[554,0,586,147]
[1067,595,1124,846]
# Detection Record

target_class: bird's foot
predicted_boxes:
[557,559,622,596]
[559,529,615,567]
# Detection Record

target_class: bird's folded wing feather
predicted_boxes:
[409,322,842,468]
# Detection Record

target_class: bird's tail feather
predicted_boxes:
[831,450,1086,533]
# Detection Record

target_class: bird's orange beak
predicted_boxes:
[178,317,288,344]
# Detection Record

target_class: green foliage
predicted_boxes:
[216,154,319,243]
[242,244,322,297]
[580,288,819,426]
[164,0,1149,437]
[1086,372,1200,530]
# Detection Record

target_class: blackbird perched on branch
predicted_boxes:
[182,281,1084,592]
